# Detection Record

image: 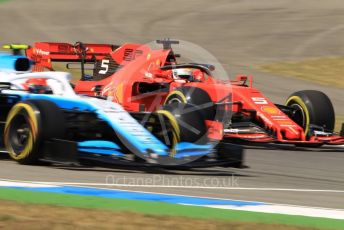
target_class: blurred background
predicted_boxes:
[1,0,343,116]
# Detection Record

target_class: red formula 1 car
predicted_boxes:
[24,40,344,147]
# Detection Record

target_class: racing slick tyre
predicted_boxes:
[4,100,65,164]
[164,87,216,121]
[286,90,335,145]
[156,103,208,148]
[214,142,245,168]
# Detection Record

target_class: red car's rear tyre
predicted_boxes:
[157,103,208,145]
[164,86,215,121]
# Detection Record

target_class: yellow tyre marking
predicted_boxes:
[4,103,38,161]
[286,96,310,135]
[156,109,181,157]
[164,90,187,105]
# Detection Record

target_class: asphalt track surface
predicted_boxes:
[0,0,344,209]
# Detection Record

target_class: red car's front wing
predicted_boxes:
[224,132,344,145]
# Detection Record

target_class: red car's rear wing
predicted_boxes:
[26,42,119,71]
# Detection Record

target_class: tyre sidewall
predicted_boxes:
[165,86,215,121]
[4,102,42,163]
[162,103,208,144]
[286,90,335,136]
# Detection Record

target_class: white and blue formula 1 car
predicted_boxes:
[0,53,244,168]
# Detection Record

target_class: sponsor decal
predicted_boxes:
[34,48,49,56]
[277,120,293,125]
[261,106,281,115]
[271,115,287,118]
[252,97,268,105]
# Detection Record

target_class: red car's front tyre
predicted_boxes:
[286,90,335,140]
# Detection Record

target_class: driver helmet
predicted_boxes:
[192,69,205,82]
[26,78,53,94]
[172,68,193,80]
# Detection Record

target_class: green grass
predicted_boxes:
[335,115,344,133]
[258,57,344,132]
[0,200,312,230]
[258,57,344,89]
[0,188,342,229]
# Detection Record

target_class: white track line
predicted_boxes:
[0,180,57,188]
[202,204,344,220]
[1,179,343,193]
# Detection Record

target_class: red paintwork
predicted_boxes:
[26,42,344,145]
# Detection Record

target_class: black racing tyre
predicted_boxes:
[285,90,335,138]
[156,103,208,146]
[4,100,65,164]
[215,142,245,168]
[164,86,216,121]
